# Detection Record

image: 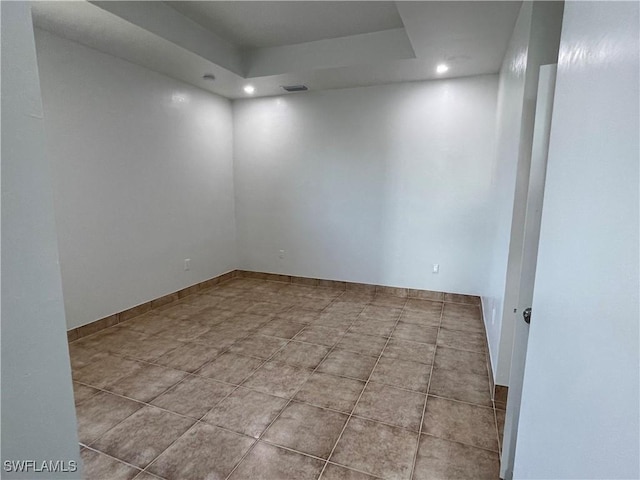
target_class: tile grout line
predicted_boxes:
[419,430,502,454]
[76,374,502,457]
[72,290,478,357]
[74,291,332,404]
[77,329,489,428]
[96,284,349,479]
[71,276,285,343]
[140,288,352,478]
[429,341,492,356]
[68,274,242,344]
[79,381,502,479]
[81,444,146,476]
[76,304,277,404]
[80,284,334,473]
[68,280,479,347]
[73,283,316,472]
[257,440,387,480]
[422,392,495,410]
[79,313,269,453]
[73,280,488,478]
[222,292,373,480]
[408,300,445,480]
[316,298,410,480]
[494,405,502,456]
[74,281,340,392]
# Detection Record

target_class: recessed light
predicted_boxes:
[436,64,449,74]
[243,85,255,94]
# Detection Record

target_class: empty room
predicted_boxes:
[2,1,638,480]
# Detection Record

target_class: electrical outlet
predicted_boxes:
[432,263,439,274]
[184,258,191,271]
[278,250,285,259]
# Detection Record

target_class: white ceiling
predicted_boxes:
[31,1,522,99]
[167,1,404,49]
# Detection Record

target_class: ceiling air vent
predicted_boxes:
[282,84,308,93]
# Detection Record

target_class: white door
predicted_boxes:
[500,64,557,480]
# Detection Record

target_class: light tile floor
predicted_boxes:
[70,278,505,480]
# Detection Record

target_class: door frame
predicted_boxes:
[501,63,558,479]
